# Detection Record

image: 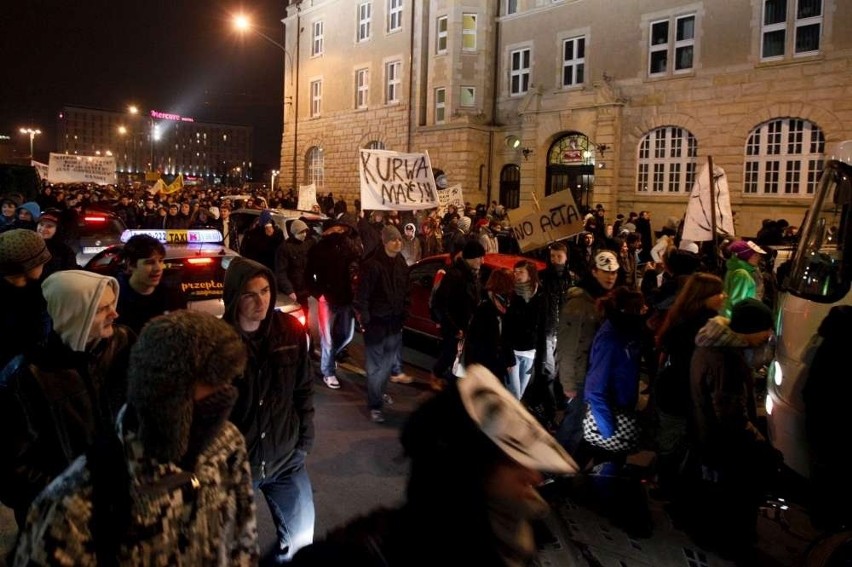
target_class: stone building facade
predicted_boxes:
[281,0,851,236]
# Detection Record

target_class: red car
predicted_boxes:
[404,253,547,340]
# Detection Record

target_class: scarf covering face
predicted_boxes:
[514,281,534,302]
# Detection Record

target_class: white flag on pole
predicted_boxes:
[681,161,735,242]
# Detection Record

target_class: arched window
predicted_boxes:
[305,146,324,190]
[499,164,520,209]
[744,118,824,196]
[365,140,385,150]
[636,126,697,193]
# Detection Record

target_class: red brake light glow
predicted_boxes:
[84,216,107,223]
[186,258,213,266]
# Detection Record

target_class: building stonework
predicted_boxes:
[281,0,851,236]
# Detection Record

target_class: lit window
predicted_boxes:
[358,2,372,42]
[636,126,698,193]
[562,36,585,87]
[462,13,477,51]
[506,0,518,15]
[436,16,448,54]
[356,68,369,109]
[510,47,531,96]
[435,88,446,124]
[744,118,824,196]
[312,21,324,56]
[388,0,403,33]
[307,147,324,190]
[386,60,401,104]
[761,0,822,60]
[310,80,322,117]
[648,14,695,76]
[460,86,475,107]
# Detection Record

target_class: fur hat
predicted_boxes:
[0,229,52,276]
[729,240,766,261]
[730,299,773,335]
[127,311,247,463]
[457,216,472,233]
[381,224,402,244]
[462,240,486,259]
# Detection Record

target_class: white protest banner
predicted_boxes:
[681,161,735,242]
[47,153,117,185]
[359,149,438,211]
[436,184,465,216]
[297,183,319,211]
[32,161,49,181]
[507,191,585,252]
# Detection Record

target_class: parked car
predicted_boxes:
[84,228,306,325]
[71,209,127,266]
[404,253,547,340]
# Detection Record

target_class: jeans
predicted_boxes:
[255,450,315,564]
[556,391,585,455]
[506,350,535,399]
[316,295,355,377]
[363,321,403,410]
[391,345,403,376]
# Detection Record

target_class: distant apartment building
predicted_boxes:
[57,105,253,183]
[279,0,852,236]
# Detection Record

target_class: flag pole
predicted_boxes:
[707,155,719,271]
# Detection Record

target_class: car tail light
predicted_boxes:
[296,313,307,327]
[186,257,213,266]
[84,216,108,223]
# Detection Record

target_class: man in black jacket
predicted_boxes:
[354,225,409,423]
[224,256,315,564]
[430,240,485,391]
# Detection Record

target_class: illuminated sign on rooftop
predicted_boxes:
[150,110,195,123]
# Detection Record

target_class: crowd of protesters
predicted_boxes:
[0,176,808,564]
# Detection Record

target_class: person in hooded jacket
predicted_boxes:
[12,201,40,232]
[0,195,22,231]
[274,218,314,318]
[0,270,133,528]
[13,310,258,567]
[240,210,285,273]
[35,208,79,279]
[223,256,315,564]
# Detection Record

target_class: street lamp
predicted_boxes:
[19,128,41,160]
[271,169,279,191]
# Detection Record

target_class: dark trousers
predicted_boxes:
[432,326,461,381]
[363,321,402,410]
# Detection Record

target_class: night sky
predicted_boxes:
[0,0,286,168]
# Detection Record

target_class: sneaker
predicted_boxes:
[323,375,341,390]
[370,409,386,423]
[382,393,394,406]
[390,373,413,384]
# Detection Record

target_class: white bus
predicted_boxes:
[766,141,852,479]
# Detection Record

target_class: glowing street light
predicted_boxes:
[19,127,41,159]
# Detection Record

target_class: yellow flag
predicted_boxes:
[163,173,184,194]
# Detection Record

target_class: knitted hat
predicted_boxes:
[290,219,309,236]
[462,240,486,259]
[457,216,472,233]
[730,299,773,334]
[0,229,52,276]
[259,209,275,227]
[381,224,402,244]
[127,311,247,463]
[729,240,766,261]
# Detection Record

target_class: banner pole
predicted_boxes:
[707,155,718,269]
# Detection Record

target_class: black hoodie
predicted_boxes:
[223,257,314,479]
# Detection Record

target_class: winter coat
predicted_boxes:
[0,277,51,370]
[14,414,258,566]
[223,257,315,480]
[505,285,545,352]
[41,235,80,279]
[239,225,284,273]
[275,235,313,296]
[431,257,481,336]
[584,318,642,438]
[306,225,363,306]
[556,278,607,393]
[354,248,409,330]
[0,326,133,521]
[722,256,760,318]
[539,264,574,336]
[465,298,514,380]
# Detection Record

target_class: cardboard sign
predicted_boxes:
[47,153,117,185]
[507,191,585,252]
[436,184,465,216]
[359,149,438,210]
[297,183,319,211]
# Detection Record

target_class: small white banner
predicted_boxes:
[297,183,319,211]
[31,160,49,181]
[507,191,586,252]
[437,185,465,216]
[359,149,438,210]
[681,161,735,242]
[47,153,117,185]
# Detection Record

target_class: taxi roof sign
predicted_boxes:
[120,229,224,245]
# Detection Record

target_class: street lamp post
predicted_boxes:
[128,105,156,173]
[233,14,296,190]
[19,128,41,160]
